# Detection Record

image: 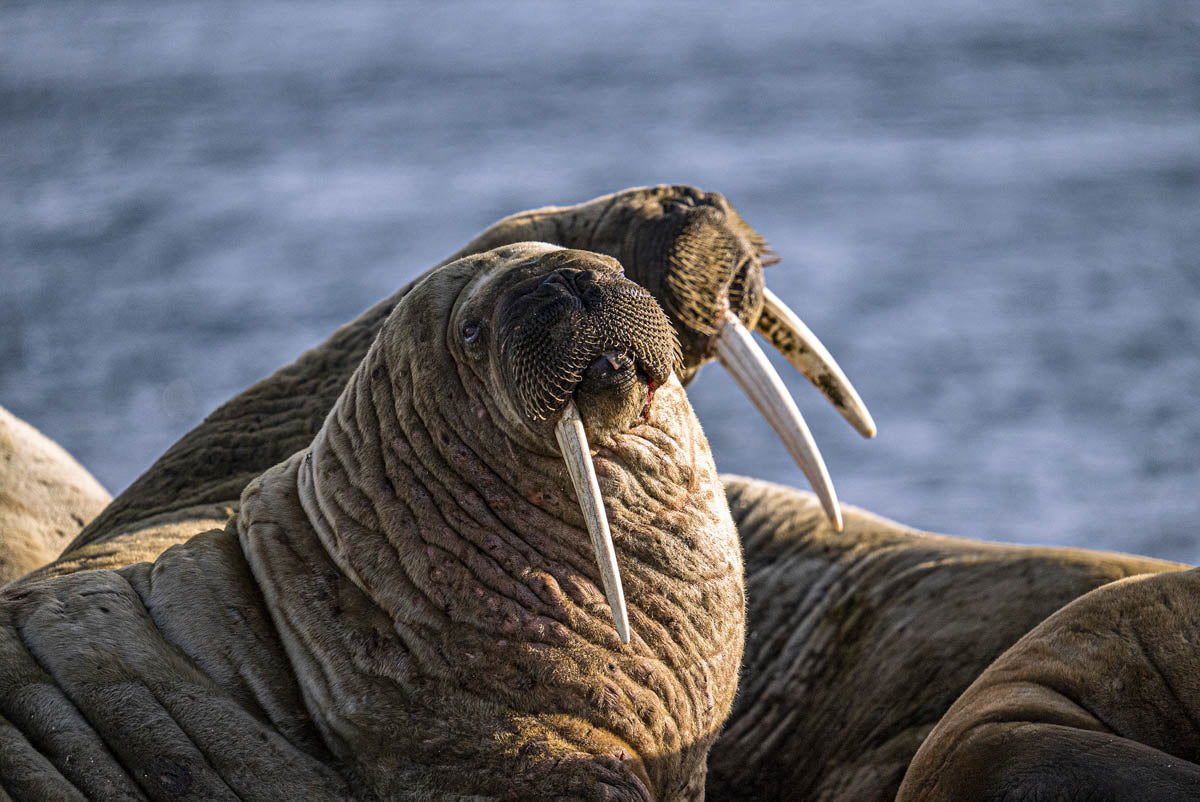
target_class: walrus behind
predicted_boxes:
[0,405,111,584]
[898,568,1200,800]
[705,476,1184,801]
[0,243,744,800]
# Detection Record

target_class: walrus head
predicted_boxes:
[240,242,744,799]
[447,184,875,531]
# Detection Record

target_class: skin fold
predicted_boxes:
[0,244,745,800]
[0,405,111,583]
[897,568,1200,801]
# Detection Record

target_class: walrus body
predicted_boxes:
[0,405,111,584]
[0,244,745,800]
[0,529,352,799]
[706,477,1183,801]
[897,568,1200,800]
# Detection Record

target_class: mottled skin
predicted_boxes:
[706,477,1184,801]
[0,405,111,583]
[1,244,746,800]
[898,568,1200,801]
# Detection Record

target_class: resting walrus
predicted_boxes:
[706,477,1183,801]
[897,567,1200,800]
[0,244,745,800]
[0,404,111,583]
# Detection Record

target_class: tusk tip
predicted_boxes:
[611,607,631,644]
[827,505,844,532]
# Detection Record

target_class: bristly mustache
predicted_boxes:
[499,277,681,422]
[654,204,773,339]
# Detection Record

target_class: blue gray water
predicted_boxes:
[3,1,1198,561]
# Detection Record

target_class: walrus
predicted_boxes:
[705,477,1184,801]
[0,404,111,583]
[59,185,871,562]
[0,243,745,800]
[897,567,1200,800]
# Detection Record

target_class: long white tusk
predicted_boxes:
[715,315,844,531]
[757,288,877,439]
[554,400,631,644]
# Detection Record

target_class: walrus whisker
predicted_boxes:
[756,288,877,439]
[553,399,631,644]
[714,314,845,532]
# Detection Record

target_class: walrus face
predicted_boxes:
[621,187,770,374]
[614,187,867,532]
[496,259,679,427]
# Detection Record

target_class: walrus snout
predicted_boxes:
[497,258,680,423]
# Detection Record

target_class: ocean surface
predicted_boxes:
[3,1,1198,561]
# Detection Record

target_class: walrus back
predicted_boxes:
[0,529,350,801]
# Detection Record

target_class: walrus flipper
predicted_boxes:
[0,531,351,801]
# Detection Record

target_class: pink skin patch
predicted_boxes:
[641,379,657,421]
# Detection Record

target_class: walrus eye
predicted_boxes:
[462,322,481,343]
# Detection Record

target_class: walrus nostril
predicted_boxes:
[539,269,599,299]
[499,258,680,421]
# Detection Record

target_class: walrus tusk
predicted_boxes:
[715,315,845,531]
[757,288,877,439]
[554,399,632,644]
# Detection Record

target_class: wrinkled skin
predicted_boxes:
[707,478,1183,801]
[0,405,111,583]
[0,245,745,800]
[898,568,1200,801]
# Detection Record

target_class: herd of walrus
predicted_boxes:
[1,185,1198,800]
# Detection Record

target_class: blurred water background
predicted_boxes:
[2,1,1198,561]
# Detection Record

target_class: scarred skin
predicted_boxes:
[0,405,111,583]
[0,245,745,800]
[707,477,1183,801]
[897,568,1200,801]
